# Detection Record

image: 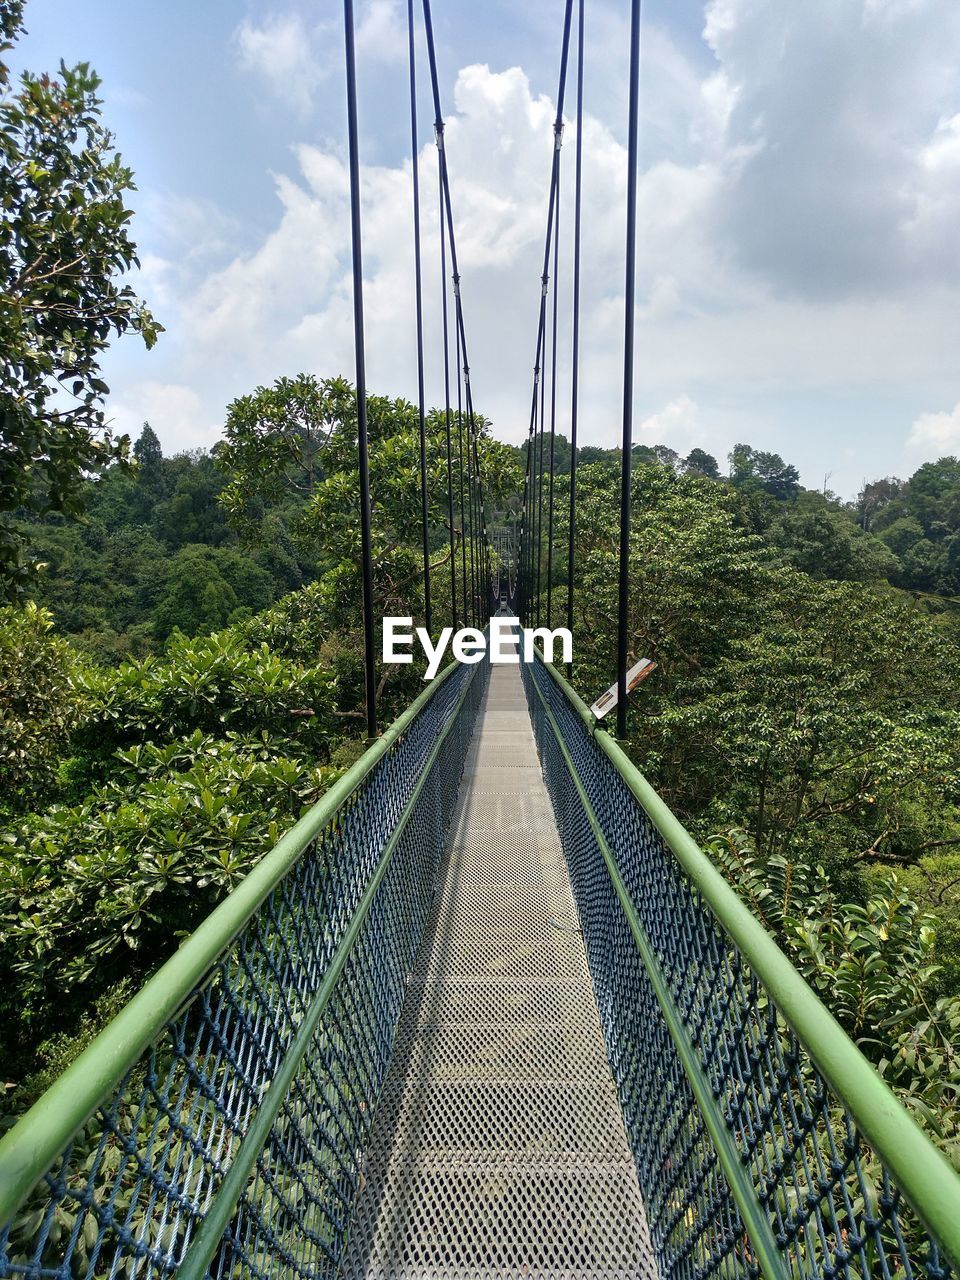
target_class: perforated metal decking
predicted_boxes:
[343,659,657,1280]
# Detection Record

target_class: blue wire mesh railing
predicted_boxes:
[0,656,487,1280]
[522,651,957,1280]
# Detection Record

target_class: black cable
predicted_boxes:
[546,148,560,628]
[518,442,531,620]
[407,0,431,634]
[525,296,545,628]
[617,0,643,739]
[438,161,457,629]
[567,0,584,676]
[422,0,493,611]
[519,0,574,633]
[455,298,468,624]
[467,409,477,625]
[343,0,377,738]
[468,398,482,621]
[536,279,547,629]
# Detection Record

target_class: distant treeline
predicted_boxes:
[517,434,960,605]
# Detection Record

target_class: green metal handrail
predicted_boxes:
[534,651,960,1272]
[0,659,462,1233]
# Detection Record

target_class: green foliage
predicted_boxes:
[708,835,960,1165]
[218,373,355,537]
[728,442,801,500]
[0,730,337,1086]
[682,447,720,479]
[151,544,274,640]
[478,435,525,515]
[0,602,84,811]
[77,628,336,756]
[20,425,314,658]
[564,464,960,873]
[854,457,960,596]
[766,490,898,581]
[0,7,161,596]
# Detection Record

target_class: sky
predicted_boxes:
[9,0,960,497]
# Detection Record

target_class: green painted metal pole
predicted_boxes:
[0,660,461,1231]
[535,651,960,1269]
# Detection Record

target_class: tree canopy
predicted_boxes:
[0,3,160,597]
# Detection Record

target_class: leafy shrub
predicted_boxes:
[76,628,336,757]
[0,733,342,1085]
[709,831,960,1168]
[0,603,85,811]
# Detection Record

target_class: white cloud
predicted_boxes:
[234,1,406,112]
[109,383,220,455]
[908,401,960,454]
[702,0,960,296]
[920,113,960,173]
[637,395,702,451]
[107,0,960,496]
[235,14,319,114]
[356,0,405,62]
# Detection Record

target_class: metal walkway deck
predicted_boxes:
[344,661,657,1279]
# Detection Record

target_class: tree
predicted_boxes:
[520,432,571,477]
[564,464,960,877]
[151,545,274,640]
[0,4,161,597]
[855,476,903,531]
[478,437,524,515]
[907,458,960,536]
[217,374,354,537]
[682,448,720,479]
[151,453,230,548]
[729,443,801,500]
[767,491,899,581]
[132,423,163,493]
[0,601,84,810]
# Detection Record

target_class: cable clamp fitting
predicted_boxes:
[434,122,445,150]
[541,276,549,296]
[554,121,565,150]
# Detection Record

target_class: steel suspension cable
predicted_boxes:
[407,0,431,634]
[567,0,584,675]
[438,168,457,629]
[617,0,643,739]
[422,0,493,616]
[536,302,546,628]
[343,0,377,739]
[525,313,545,626]
[519,0,574,631]
[519,429,533,620]
[463,369,482,624]
[467,395,482,621]
[546,151,560,628]
[455,305,468,623]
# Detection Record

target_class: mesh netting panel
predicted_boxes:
[522,656,953,1280]
[0,659,486,1280]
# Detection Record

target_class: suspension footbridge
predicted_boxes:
[1,630,958,1278]
[341,642,655,1277]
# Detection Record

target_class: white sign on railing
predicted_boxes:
[590,658,657,721]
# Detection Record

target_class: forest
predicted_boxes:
[4,403,960,1179]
